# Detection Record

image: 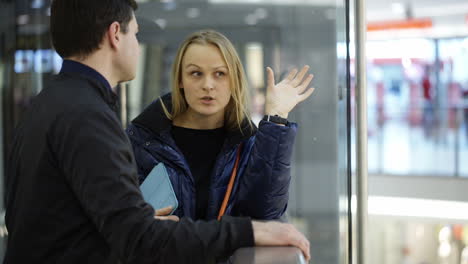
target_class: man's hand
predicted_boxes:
[252,221,310,262]
[265,65,315,119]
[154,206,179,222]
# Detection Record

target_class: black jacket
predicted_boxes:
[4,71,253,264]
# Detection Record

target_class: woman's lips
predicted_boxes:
[201,96,214,104]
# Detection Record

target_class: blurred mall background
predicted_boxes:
[0,0,468,263]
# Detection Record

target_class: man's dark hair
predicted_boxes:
[51,0,138,58]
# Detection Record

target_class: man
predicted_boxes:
[4,0,310,263]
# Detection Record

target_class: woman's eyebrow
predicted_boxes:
[185,63,200,69]
[184,64,227,70]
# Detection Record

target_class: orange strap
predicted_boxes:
[217,144,242,220]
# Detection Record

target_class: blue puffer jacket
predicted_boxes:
[126,94,298,220]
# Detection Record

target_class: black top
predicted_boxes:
[171,125,226,219]
[4,61,253,264]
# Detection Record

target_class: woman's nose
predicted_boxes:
[202,77,215,91]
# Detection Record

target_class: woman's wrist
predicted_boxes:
[264,106,288,119]
[262,114,288,126]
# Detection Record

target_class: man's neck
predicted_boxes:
[66,54,118,91]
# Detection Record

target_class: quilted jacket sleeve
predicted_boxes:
[234,120,298,220]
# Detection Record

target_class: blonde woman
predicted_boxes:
[127,30,314,221]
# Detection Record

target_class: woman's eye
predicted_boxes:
[190,71,202,77]
[216,71,226,77]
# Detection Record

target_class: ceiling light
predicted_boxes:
[154,18,167,29]
[245,14,257,25]
[31,0,44,9]
[186,8,200,19]
[17,15,29,25]
[254,8,268,19]
[391,2,405,15]
[361,196,468,221]
[161,0,176,11]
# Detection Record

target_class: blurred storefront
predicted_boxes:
[366,37,468,177]
[365,1,468,264]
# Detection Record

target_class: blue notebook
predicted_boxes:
[140,163,178,215]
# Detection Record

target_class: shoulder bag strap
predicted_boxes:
[217,143,242,220]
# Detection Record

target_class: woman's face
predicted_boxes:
[179,43,232,121]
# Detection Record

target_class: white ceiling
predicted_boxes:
[366,0,468,39]
[366,0,468,21]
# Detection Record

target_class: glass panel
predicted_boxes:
[132,0,352,263]
[0,0,354,262]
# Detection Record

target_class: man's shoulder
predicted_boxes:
[20,75,117,134]
[44,74,102,101]
[37,75,111,114]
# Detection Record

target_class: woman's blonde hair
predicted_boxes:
[161,29,251,132]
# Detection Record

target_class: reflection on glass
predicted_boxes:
[132,1,351,263]
[2,0,353,262]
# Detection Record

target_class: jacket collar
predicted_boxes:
[59,60,118,106]
[132,93,257,147]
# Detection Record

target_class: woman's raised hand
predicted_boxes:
[265,65,315,118]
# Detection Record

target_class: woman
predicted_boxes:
[127,30,314,220]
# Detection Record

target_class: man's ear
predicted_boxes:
[107,22,121,50]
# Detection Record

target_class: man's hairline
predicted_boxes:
[62,14,137,60]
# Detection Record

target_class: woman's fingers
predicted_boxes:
[155,206,173,216]
[290,65,310,87]
[266,67,275,88]
[154,215,180,222]
[265,65,315,116]
[155,206,179,221]
[299,87,315,103]
[285,68,298,82]
[297,74,314,94]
